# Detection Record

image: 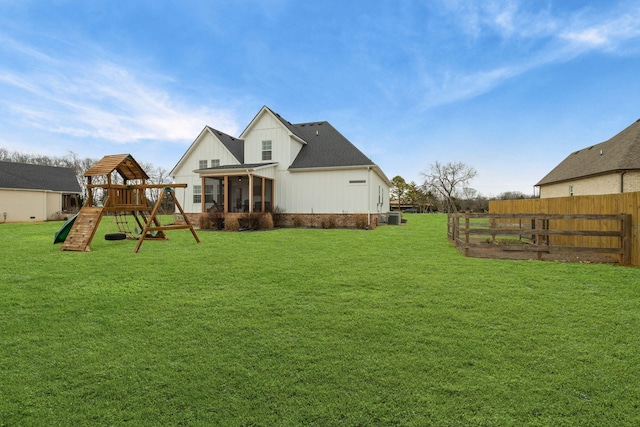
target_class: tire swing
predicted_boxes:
[104,212,133,241]
[105,232,127,241]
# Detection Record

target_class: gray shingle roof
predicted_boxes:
[289,121,375,169]
[206,126,244,163]
[537,119,640,186]
[267,107,307,142]
[0,161,81,192]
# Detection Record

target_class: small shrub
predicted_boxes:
[239,213,261,230]
[270,205,286,228]
[355,214,368,229]
[260,213,274,230]
[224,216,240,231]
[321,215,337,229]
[292,215,304,228]
[208,207,225,230]
[199,214,211,229]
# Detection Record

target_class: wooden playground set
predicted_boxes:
[54,154,199,253]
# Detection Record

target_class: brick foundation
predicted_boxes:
[175,212,379,230]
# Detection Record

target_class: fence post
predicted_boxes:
[454,214,459,242]
[464,213,470,257]
[490,216,496,242]
[621,213,632,266]
[536,216,544,261]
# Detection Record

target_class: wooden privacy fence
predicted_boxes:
[489,192,640,266]
[447,212,632,265]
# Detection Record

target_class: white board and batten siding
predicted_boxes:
[284,168,389,214]
[172,131,241,213]
[241,111,304,170]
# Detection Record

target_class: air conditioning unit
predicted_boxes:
[388,212,401,225]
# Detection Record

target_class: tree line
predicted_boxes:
[0,148,172,209]
[391,161,537,213]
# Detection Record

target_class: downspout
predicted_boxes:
[621,170,627,193]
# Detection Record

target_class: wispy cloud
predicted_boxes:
[0,35,239,145]
[560,12,640,52]
[417,1,640,108]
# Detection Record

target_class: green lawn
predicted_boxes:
[1,214,639,426]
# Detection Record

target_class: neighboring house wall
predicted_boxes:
[540,171,640,198]
[623,171,640,192]
[0,189,63,222]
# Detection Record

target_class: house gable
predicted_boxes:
[170,127,243,177]
[240,106,304,167]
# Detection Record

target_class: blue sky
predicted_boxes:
[2,1,640,195]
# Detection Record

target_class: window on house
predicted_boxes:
[262,140,272,161]
[199,160,208,169]
[569,185,574,196]
[210,159,220,167]
[349,179,366,184]
[193,184,202,203]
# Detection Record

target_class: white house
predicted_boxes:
[170,106,391,227]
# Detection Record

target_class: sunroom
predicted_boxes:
[195,163,276,214]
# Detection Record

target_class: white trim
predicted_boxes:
[194,163,278,176]
[239,106,307,145]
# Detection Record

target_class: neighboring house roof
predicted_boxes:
[537,119,640,186]
[0,161,81,193]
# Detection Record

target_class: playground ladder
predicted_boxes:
[61,207,105,252]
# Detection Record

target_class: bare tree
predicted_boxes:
[140,162,174,213]
[421,161,477,213]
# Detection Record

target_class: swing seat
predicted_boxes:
[134,227,158,237]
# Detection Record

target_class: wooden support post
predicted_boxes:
[133,188,200,253]
[171,190,200,245]
[261,176,265,213]
[223,176,229,214]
